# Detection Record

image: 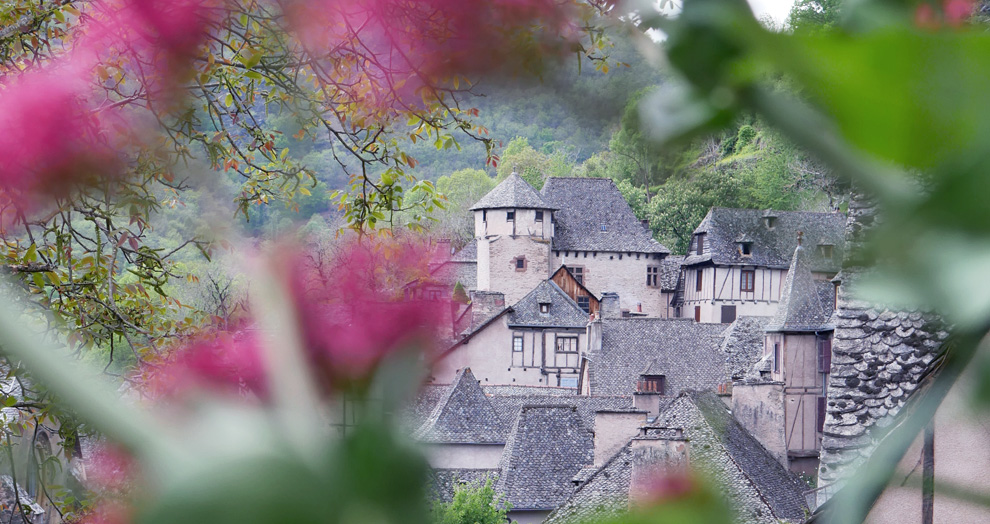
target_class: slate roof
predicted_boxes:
[816,192,948,505]
[766,244,834,332]
[540,177,670,254]
[429,469,500,503]
[487,394,635,431]
[469,172,556,211]
[415,368,508,444]
[450,240,477,262]
[685,207,846,272]
[660,255,685,291]
[506,280,588,329]
[587,319,727,397]
[719,316,772,380]
[400,384,447,429]
[495,405,594,510]
[652,392,809,522]
[545,392,809,524]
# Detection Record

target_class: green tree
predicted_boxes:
[433,169,498,240]
[496,137,575,189]
[432,479,510,524]
[787,0,843,32]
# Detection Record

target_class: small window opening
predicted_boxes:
[535,210,544,222]
[819,244,834,258]
[515,257,525,270]
[576,296,591,313]
[646,266,659,287]
[540,303,550,314]
[765,217,777,229]
[637,375,665,394]
[739,242,753,256]
[506,210,515,221]
[600,223,607,232]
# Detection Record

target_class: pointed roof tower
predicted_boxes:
[766,233,833,332]
[414,368,507,444]
[469,171,556,211]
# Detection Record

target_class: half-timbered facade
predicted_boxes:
[681,207,845,323]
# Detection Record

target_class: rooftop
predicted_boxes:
[469,172,556,211]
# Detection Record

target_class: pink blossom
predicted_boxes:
[632,471,698,505]
[85,444,136,494]
[143,330,267,399]
[943,0,975,26]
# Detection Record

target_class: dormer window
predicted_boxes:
[535,210,544,222]
[600,223,607,232]
[637,375,665,394]
[540,303,550,314]
[695,234,706,255]
[506,210,515,221]
[819,244,834,259]
[765,216,777,229]
[739,242,753,256]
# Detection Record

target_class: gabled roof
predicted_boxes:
[414,368,507,444]
[450,240,477,262]
[766,243,834,332]
[686,207,846,271]
[469,172,556,211]
[659,255,685,291]
[817,192,948,504]
[720,316,772,380]
[507,280,588,329]
[540,177,670,254]
[487,394,634,431]
[653,392,809,522]
[545,391,809,524]
[495,405,594,510]
[587,319,726,396]
[550,265,599,301]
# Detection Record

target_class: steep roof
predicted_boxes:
[587,319,727,396]
[685,207,846,271]
[495,405,594,510]
[507,280,588,329]
[540,177,670,254]
[414,368,507,444]
[450,240,477,262]
[766,243,834,332]
[545,392,809,524]
[469,172,555,211]
[816,192,948,504]
[720,316,772,380]
[660,255,685,291]
[487,394,634,430]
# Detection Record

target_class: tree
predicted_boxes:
[432,479,510,524]
[432,169,497,240]
[495,137,575,189]
[787,0,843,32]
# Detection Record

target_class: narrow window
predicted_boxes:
[646,266,659,287]
[512,334,524,367]
[695,270,703,292]
[515,257,526,271]
[576,296,591,314]
[694,306,701,322]
[506,210,515,221]
[817,396,827,432]
[817,337,833,373]
[540,303,550,314]
[773,343,781,372]
[696,234,705,255]
[482,210,487,222]
[600,223,607,232]
[535,210,544,222]
[740,269,755,292]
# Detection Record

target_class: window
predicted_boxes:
[694,306,701,322]
[646,266,660,287]
[512,334,524,367]
[696,234,705,255]
[819,244,834,258]
[721,305,736,323]
[817,396,827,432]
[577,296,591,314]
[637,375,665,394]
[600,223,607,232]
[773,343,781,372]
[765,216,777,229]
[535,210,544,222]
[515,257,526,271]
[426,289,441,301]
[695,270,703,292]
[568,266,584,285]
[506,210,515,221]
[482,210,487,222]
[739,242,753,256]
[540,303,550,314]
[740,269,755,292]
[554,336,579,368]
[560,376,579,388]
[817,336,832,373]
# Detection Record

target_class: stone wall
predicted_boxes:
[593,411,648,466]
[552,250,667,317]
[422,443,505,469]
[731,382,787,466]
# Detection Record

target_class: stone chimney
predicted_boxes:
[470,290,505,327]
[593,410,648,466]
[600,292,621,319]
[628,431,690,507]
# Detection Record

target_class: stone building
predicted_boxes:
[681,207,845,323]
[470,174,672,317]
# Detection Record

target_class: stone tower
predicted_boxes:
[469,172,556,304]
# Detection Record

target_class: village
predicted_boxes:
[403,173,989,524]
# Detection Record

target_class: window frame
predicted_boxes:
[576,296,591,314]
[637,375,665,394]
[568,265,585,285]
[696,233,705,255]
[695,269,703,292]
[535,210,544,222]
[646,266,660,288]
[773,343,781,373]
[506,210,515,221]
[740,269,755,292]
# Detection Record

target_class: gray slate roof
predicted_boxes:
[685,207,845,271]
[545,392,809,524]
[469,172,555,211]
[450,240,477,262]
[720,316,772,380]
[495,405,594,510]
[507,280,589,329]
[487,394,635,431]
[660,255,685,291]
[816,192,948,504]
[415,368,507,444]
[766,244,834,332]
[587,319,727,397]
[541,177,670,254]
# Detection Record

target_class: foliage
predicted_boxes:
[431,478,510,524]
[496,137,576,189]
[452,282,470,305]
[431,169,497,241]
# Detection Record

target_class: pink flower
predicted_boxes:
[143,330,267,399]
[943,0,975,25]
[85,444,136,494]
